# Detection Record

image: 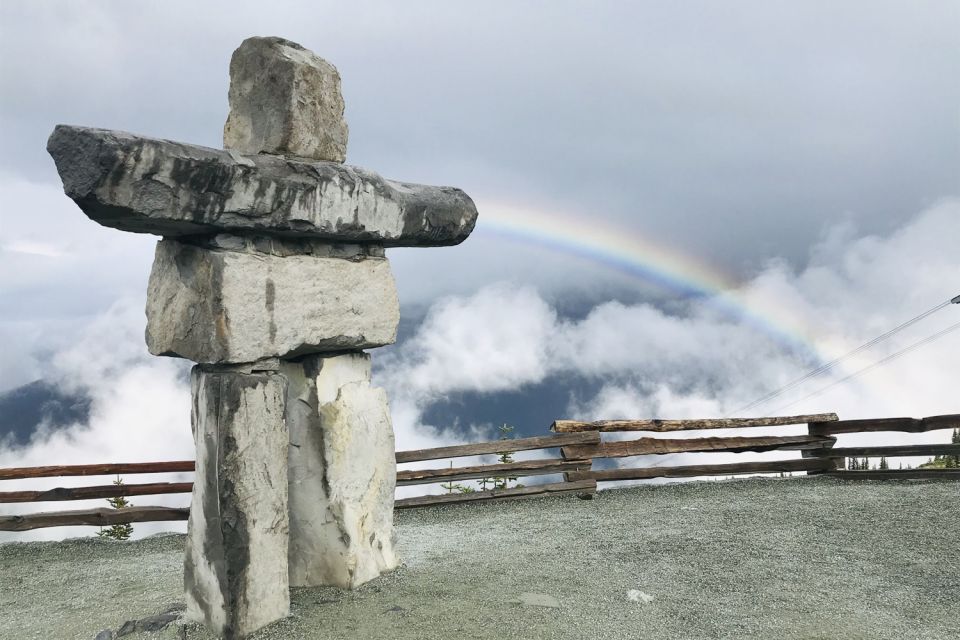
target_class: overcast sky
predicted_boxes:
[0,2,958,538]
[2,2,957,339]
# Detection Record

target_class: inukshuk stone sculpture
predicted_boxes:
[46,36,477,639]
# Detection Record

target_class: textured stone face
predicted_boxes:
[184,367,289,638]
[284,353,399,588]
[145,238,399,364]
[224,37,348,163]
[46,125,477,246]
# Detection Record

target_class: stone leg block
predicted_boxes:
[184,366,290,638]
[283,352,399,588]
[146,238,400,364]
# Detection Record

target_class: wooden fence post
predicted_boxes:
[803,422,842,474]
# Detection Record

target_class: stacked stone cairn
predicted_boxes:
[46,37,478,639]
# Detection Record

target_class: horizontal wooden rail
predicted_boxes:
[825,444,960,458]
[0,461,195,481]
[809,414,960,435]
[561,434,835,460]
[394,479,596,509]
[826,469,960,480]
[395,431,600,463]
[0,482,193,504]
[0,460,595,498]
[0,506,191,532]
[566,458,832,482]
[0,479,598,529]
[397,459,588,486]
[552,413,838,434]
[0,433,600,482]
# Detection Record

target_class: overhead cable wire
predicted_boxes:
[769,319,960,414]
[730,294,959,416]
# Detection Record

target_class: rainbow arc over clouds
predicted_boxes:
[478,202,818,357]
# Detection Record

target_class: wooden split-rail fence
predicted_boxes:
[1,412,958,532]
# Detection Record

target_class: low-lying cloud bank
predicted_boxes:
[379,198,959,465]
[385,199,957,415]
[2,199,957,539]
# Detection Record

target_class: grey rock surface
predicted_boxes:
[284,352,399,589]
[145,239,400,364]
[184,367,290,638]
[224,37,348,163]
[187,233,385,259]
[46,125,478,247]
[135,613,179,632]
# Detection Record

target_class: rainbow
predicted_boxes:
[476,201,819,356]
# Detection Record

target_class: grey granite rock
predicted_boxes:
[93,630,113,640]
[46,125,477,247]
[184,367,289,639]
[283,352,399,588]
[145,238,400,364]
[135,612,179,632]
[161,602,187,614]
[224,37,348,163]
[185,233,385,259]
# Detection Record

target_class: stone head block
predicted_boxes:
[224,36,348,162]
[146,239,400,364]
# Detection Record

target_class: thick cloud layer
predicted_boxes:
[380,199,960,459]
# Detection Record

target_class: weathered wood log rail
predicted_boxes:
[551,413,840,433]
[566,458,834,482]
[1,506,191,533]
[396,458,589,486]
[560,434,836,460]
[0,461,196,481]
[0,482,193,503]
[559,413,959,483]
[2,412,957,531]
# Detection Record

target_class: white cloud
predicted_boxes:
[382,199,960,471]
[380,284,558,397]
[1,240,65,257]
[0,299,193,542]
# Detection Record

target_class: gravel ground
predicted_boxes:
[1,476,958,640]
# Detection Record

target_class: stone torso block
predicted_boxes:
[146,238,400,364]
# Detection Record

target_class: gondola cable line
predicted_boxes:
[768,319,960,414]
[729,293,960,416]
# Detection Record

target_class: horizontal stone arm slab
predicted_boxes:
[47,125,478,247]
